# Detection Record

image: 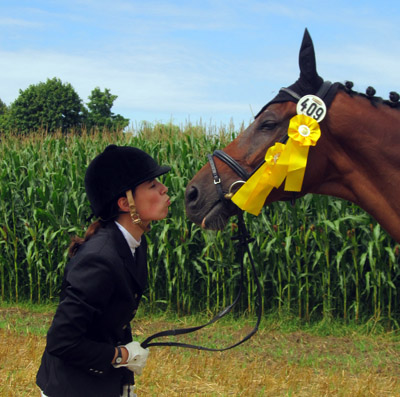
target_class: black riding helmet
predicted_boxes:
[85,145,171,219]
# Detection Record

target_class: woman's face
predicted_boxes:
[134,179,170,222]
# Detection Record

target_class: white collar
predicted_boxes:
[115,221,141,256]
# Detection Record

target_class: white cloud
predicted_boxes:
[2,0,400,127]
[0,17,42,28]
[318,44,400,96]
[0,47,252,115]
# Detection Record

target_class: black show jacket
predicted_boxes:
[37,221,148,397]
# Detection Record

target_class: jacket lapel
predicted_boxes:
[106,222,148,293]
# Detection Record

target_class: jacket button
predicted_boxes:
[122,325,127,329]
[134,294,138,299]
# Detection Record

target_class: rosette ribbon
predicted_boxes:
[231,114,321,215]
[231,142,286,215]
[280,114,321,191]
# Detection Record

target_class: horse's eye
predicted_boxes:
[260,121,278,131]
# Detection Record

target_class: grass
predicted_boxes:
[1,303,400,396]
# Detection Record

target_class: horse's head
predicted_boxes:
[185,29,335,229]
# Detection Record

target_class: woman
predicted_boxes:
[36,144,171,397]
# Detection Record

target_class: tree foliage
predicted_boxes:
[85,87,129,131]
[0,98,7,115]
[5,78,84,134]
[0,78,129,134]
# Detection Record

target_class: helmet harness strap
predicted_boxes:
[125,189,149,232]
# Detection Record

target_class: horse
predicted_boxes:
[185,29,400,243]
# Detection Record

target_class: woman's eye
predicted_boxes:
[147,179,156,188]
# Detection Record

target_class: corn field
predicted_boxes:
[1,124,399,326]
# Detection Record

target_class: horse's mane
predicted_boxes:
[256,81,400,120]
[339,81,400,109]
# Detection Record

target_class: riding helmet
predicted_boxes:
[85,144,171,218]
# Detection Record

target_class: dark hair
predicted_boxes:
[68,198,124,257]
[68,220,105,257]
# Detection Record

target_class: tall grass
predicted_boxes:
[0,123,399,327]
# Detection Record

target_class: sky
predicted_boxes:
[1,0,400,130]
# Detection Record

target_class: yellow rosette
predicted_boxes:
[282,114,321,191]
[231,114,321,216]
[231,142,286,215]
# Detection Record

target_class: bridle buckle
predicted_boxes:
[208,150,250,201]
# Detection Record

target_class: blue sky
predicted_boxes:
[1,1,400,129]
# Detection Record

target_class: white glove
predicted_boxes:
[115,341,149,375]
[121,384,137,397]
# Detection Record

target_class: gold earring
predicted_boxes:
[126,189,149,232]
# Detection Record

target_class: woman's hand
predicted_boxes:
[113,341,149,375]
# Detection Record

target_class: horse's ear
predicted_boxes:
[298,28,322,89]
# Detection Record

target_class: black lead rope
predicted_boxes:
[141,212,262,351]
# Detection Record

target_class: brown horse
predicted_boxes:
[185,29,400,243]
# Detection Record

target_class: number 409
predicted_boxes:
[298,97,325,121]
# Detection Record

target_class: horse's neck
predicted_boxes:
[316,90,400,242]
[328,91,400,174]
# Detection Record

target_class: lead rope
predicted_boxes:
[141,212,262,351]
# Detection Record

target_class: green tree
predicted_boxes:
[0,98,9,134]
[85,87,129,131]
[0,98,7,115]
[5,77,84,134]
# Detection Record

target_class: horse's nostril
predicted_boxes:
[186,185,198,203]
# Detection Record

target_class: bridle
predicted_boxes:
[141,81,335,352]
[207,80,335,205]
[207,149,251,201]
[141,158,263,351]
[207,135,289,202]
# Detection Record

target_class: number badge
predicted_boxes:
[296,95,327,122]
